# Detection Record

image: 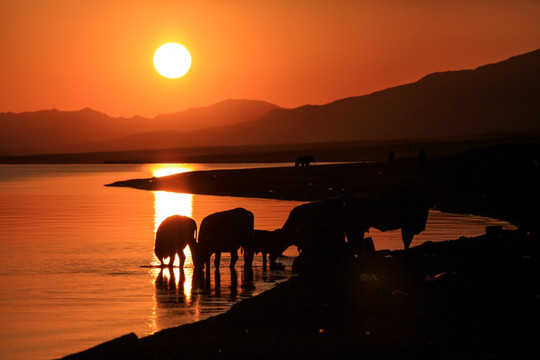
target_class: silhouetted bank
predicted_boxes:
[63,143,539,359]
[107,143,540,230]
[62,229,540,360]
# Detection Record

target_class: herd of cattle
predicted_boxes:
[154,194,435,271]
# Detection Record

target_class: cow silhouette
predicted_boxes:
[344,194,433,251]
[295,155,315,168]
[281,194,433,256]
[253,229,289,269]
[193,208,255,271]
[154,215,197,268]
[281,196,347,254]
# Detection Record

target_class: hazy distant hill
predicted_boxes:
[1,48,539,155]
[0,108,144,154]
[0,99,279,155]
[150,99,279,132]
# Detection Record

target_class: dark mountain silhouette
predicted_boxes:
[85,47,540,152]
[166,48,539,148]
[1,48,538,155]
[0,99,279,155]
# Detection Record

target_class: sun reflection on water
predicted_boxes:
[148,164,194,178]
[149,165,198,334]
[151,164,195,267]
[153,192,193,233]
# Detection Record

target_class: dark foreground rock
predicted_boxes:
[62,228,540,359]
[61,333,142,360]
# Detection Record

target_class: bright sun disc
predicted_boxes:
[153,43,191,79]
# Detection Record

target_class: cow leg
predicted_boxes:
[179,252,186,269]
[269,253,279,269]
[262,253,268,270]
[230,251,238,268]
[214,252,221,269]
[168,254,175,268]
[401,228,414,250]
[346,225,365,256]
[243,249,254,269]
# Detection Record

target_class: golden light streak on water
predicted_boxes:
[183,269,193,304]
[150,163,195,267]
[152,191,195,267]
[147,164,194,178]
[153,192,194,230]
[149,165,199,329]
[147,267,162,335]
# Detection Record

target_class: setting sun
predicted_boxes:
[153,43,191,79]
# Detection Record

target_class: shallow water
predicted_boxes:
[0,164,515,359]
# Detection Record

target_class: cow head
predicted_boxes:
[188,242,205,270]
[267,229,291,261]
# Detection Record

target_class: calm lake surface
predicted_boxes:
[0,163,516,359]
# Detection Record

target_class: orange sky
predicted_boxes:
[1,0,539,118]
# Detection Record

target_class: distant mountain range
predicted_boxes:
[1,48,539,155]
[0,100,279,155]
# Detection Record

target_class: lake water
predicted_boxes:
[0,164,516,359]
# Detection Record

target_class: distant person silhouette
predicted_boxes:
[418,148,428,170]
[388,150,395,164]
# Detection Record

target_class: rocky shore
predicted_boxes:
[64,143,540,359]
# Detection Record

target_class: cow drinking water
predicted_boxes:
[154,215,197,268]
[253,229,289,269]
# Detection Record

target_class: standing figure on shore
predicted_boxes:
[388,150,396,170]
[154,215,197,268]
[388,150,395,163]
[418,148,428,170]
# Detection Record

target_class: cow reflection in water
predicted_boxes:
[154,267,187,307]
[190,267,254,300]
[213,268,239,298]
[153,266,253,330]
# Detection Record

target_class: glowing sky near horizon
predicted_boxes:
[1,0,539,118]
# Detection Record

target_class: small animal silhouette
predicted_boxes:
[252,229,289,269]
[295,155,315,168]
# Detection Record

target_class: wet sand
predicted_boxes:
[65,143,540,359]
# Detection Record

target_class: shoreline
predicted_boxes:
[107,143,540,228]
[63,228,540,360]
[64,143,539,359]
